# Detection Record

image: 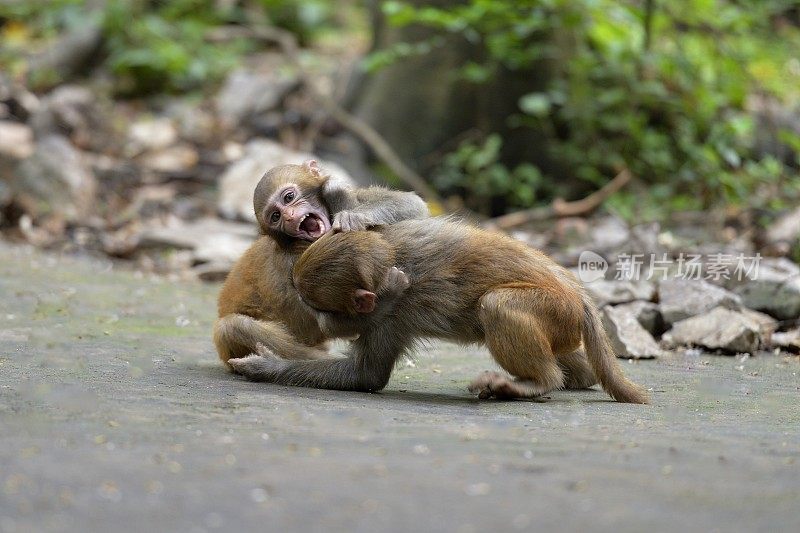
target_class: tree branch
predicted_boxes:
[484,168,633,230]
[226,25,442,204]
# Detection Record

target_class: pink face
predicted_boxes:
[263,184,331,241]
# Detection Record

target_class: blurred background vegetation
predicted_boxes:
[2,0,800,221]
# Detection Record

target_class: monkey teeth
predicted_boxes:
[300,213,324,237]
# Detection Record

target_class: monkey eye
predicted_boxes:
[283,190,296,203]
[270,211,280,223]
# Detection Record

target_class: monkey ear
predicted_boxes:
[352,289,377,314]
[304,159,322,177]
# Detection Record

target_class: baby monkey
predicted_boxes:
[229,218,649,404]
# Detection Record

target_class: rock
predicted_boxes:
[192,262,234,282]
[551,217,590,247]
[0,120,34,159]
[589,216,630,252]
[771,328,800,353]
[0,75,39,122]
[584,279,655,307]
[740,308,778,334]
[193,232,254,265]
[138,217,256,266]
[663,307,765,354]
[0,179,10,211]
[765,206,800,255]
[612,301,664,336]
[127,117,178,155]
[602,306,664,359]
[169,101,216,146]
[138,144,199,174]
[216,65,299,129]
[724,257,800,320]
[658,278,742,326]
[29,85,103,149]
[12,135,97,222]
[217,139,354,222]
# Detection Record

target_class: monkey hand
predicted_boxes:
[228,345,287,382]
[379,266,410,296]
[332,211,372,232]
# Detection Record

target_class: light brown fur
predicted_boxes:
[214,162,428,367]
[230,218,649,404]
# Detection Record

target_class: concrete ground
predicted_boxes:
[1,242,799,533]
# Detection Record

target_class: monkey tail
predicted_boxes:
[580,294,650,404]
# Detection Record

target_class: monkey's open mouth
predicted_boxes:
[298,213,329,240]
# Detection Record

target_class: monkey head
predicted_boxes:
[292,231,394,315]
[253,160,332,243]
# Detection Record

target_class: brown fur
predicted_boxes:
[229,218,649,404]
[214,163,428,367]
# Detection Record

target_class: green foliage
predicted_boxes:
[0,0,344,95]
[435,134,547,214]
[103,0,251,95]
[378,0,800,218]
[258,0,336,45]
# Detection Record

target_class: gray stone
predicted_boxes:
[602,305,664,359]
[29,85,97,143]
[169,101,216,146]
[584,279,655,307]
[658,278,742,326]
[126,117,178,155]
[0,120,34,159]
[740,308,778,334]
[766,206,800,251]
[771,327,800,352]
[663,307,764,354]
[137,143,199,174]
[217,139,354,222]
[612,300,664,336]
[138,217,256,266]
[725,257,800,320]
[589,215,630,252]
[12,135,97,221]
[216,65,298,129]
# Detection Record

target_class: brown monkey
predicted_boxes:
[213,160,428,366]
[228,218,649,404]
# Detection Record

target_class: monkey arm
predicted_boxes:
[229,326,407,392]
[213,314,331,367]
[331,188,429,231]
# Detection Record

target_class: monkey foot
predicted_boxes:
[467,371,547,400]
[254,342,276,358]
[228,346,287,382]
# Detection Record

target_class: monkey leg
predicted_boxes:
[213,314,330,368]
[474,287,583,399]
[558,349,598,389]
[229,325,407,392]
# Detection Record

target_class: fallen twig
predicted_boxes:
[485,168,633,230]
